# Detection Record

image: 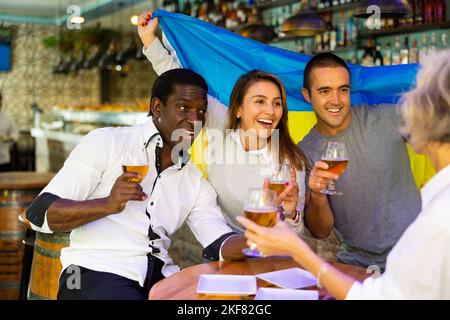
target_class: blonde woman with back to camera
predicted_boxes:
[238,50,450,299]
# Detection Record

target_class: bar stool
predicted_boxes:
[0,171,54,300]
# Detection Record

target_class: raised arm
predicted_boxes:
[137,9,228,131]
[138,10,181,75]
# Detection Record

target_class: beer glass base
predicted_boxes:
[242,248,266,258]
[320,188,343,195]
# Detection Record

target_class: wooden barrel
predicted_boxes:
[28,232,70,300]
[0,171,54,300]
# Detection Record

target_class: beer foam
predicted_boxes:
[244,207,277,213]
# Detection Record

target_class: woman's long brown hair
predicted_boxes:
[226,70,307,170]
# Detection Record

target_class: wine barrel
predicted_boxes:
[28,232,70,300]
[0,171,54,300]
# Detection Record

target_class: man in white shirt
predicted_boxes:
[0,93,19,171]
[26,69,247,300]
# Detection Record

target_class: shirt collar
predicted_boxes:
[141,117,162,148]
[421,163,450,210]
[229,130,272,161]
[142,117,191,170]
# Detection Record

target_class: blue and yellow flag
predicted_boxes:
[153,9,434,187]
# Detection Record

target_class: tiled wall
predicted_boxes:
[0,23,155,130]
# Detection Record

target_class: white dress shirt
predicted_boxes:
[0,110,19,165]
[346,163,450,299]
[30,118,233,286]
[144,36,306,234]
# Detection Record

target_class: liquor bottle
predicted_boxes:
[442,33,449,50]
[409,40,419,64]
[323,31,330,51]
[374,45,383,66]
[416,0,425,25]
[183,0,192,16]
[400,36,409,64]
[362,47,374,66]
[434,0,446,22]
[407,0,416,25]
[383,43,392,66]
[419,33,428,63]
[392,37,401,65]
[318,0,325,9]
[316,34,323,52]
[424,0,434,24]
[430,32,437,52]
[330,29,337,51]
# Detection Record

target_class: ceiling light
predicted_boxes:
[130,15,139,25]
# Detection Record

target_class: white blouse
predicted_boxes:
[346,164,450,299]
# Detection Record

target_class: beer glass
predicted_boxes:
[242,188,278,258]
[122,147,149,183]
[268,164,291,197]
[320,141,348,195]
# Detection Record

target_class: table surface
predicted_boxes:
[149,257,369,300]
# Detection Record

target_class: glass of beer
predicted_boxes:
[269,164,291,197]
[122,147,149,183]
[242,188,278,258]
[320,141,348,195]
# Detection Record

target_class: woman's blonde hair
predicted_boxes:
[400,50,450,148]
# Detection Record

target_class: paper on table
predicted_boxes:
[255,287,319,300]
[196,274,257,295]
[256,267,317,289]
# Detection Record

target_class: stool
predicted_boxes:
[0,171,54,300]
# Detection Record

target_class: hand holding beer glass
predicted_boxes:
[122,147,149,183]
[268,164,291,197]
[242,188,278,257]
[320,141,348,195]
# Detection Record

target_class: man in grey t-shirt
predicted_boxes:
[298,53,421,270]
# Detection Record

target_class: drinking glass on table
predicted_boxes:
[122,147,149,183]
[242,188,278,258]
[320,141,349,195]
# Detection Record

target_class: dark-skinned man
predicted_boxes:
[26,69,248,300]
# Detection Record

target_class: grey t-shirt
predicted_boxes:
[298,104,421,269]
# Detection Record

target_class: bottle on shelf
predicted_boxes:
[407,0,416,26]
[330,29,337,51]
[430,32,437,52]
[434,0,446,23]
[362,48,374,66]
[315,34,323,52]
[323,30,330,51]
[416,0,425,25]
[374,44,383,66]
[424,0,434,24]
[383,43,392,66]
[419,33,428,63]
[409,39,419,64]
[392,37,401,65]
[442,33,449,50]
[400,36,409,64]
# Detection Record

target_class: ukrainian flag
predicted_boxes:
[154,9,435,188]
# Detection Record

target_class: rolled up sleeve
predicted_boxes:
[27,128,111,233]
[186,178,234,260]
